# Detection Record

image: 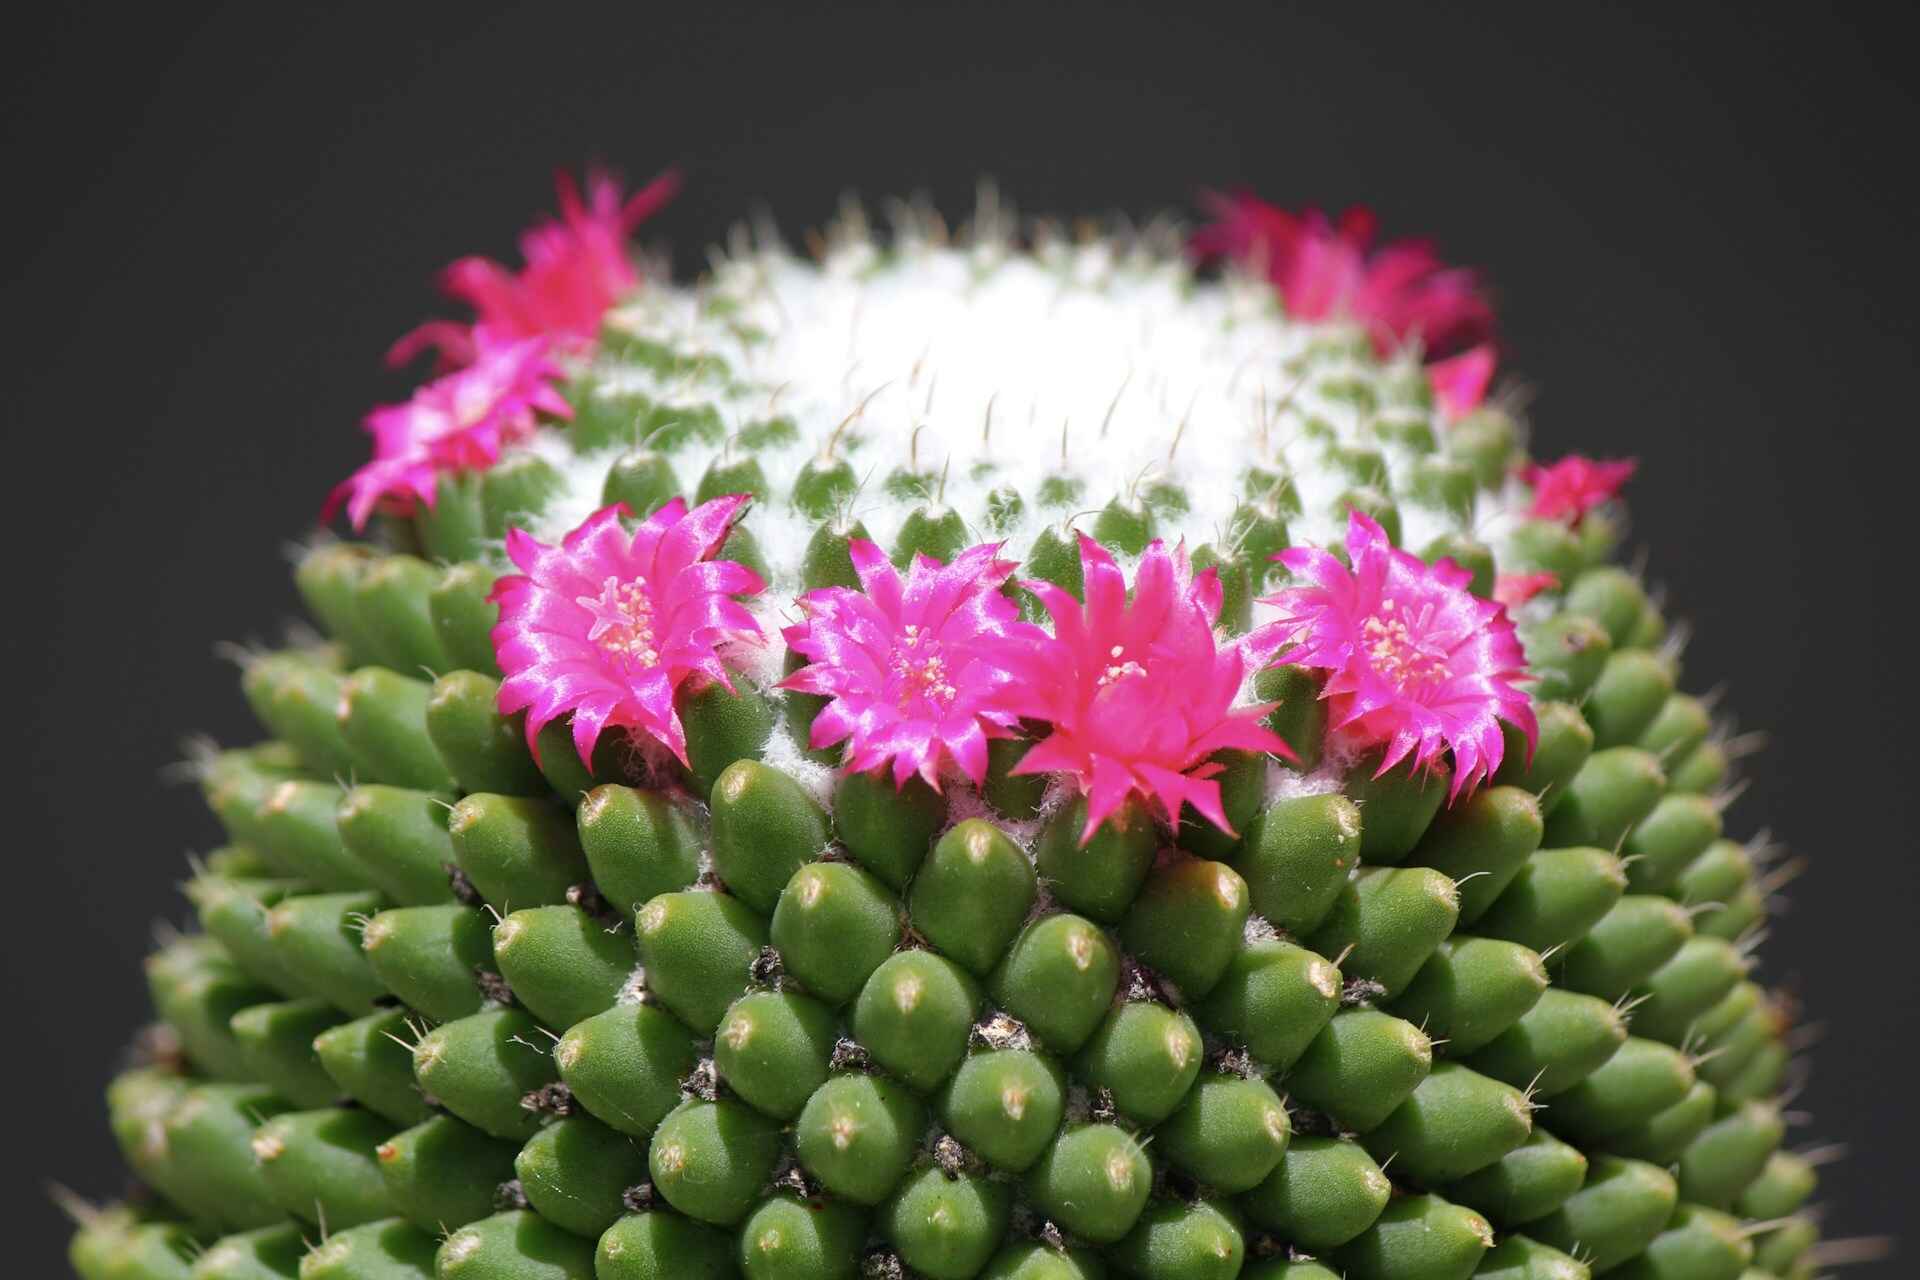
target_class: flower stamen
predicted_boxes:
[577,575,660,668]
[889,626,959,712]
[1099,644,1148,687]
[1362,607,1453,692]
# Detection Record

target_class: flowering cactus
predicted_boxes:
[326,332,572,528]
[998,535,1293,842]
[1190,192,1494,360]
[1521,455,1639,525]
[1258,509,1533,800]
[72,170,1824,1280]
[389,168,681,368]
[782,539,1026,790]
[491,496,765,769]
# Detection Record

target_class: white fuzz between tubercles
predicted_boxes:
[528,213,1516,594]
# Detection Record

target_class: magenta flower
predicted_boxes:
[489,496,764,769]
[1427,343,1498,421]
[325,333,570,529]
[1258,510,1536,800]
[1494,571,1560,609]
[390,167,682,368]
[1521,455,1637,525]
[781,541,1028,790]
[994,536,1295,843]
[1192,191,1494,360]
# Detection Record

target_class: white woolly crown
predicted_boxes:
[528,220,1527,592]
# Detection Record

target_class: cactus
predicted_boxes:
[67,174,1833,1280]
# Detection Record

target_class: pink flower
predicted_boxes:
[1428,343,1498,421]
[390,167,681,368]
[1259,510,1536,800]
[994,536,1295,843]
[489,497,764,769]
[1192,191,1494,360]
[781,541,1028,790]
[325,333,570,529]
[1521,455,1637,525]
[1495,571,1560,609]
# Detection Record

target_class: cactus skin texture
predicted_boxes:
[71,191,1826,1280]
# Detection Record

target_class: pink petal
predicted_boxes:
[1428,343,1497,421]
[1191,193,1493,360]
[848,538,904,618]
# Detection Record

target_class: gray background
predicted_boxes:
[5,3,1911,1271]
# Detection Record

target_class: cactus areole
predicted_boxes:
[73,172,1819,1280]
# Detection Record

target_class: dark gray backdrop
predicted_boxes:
[5,3,1912,1272]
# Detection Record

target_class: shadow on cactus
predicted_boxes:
[67,170,1839,1280]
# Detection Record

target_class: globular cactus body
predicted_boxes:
[70,177,1825,1280]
